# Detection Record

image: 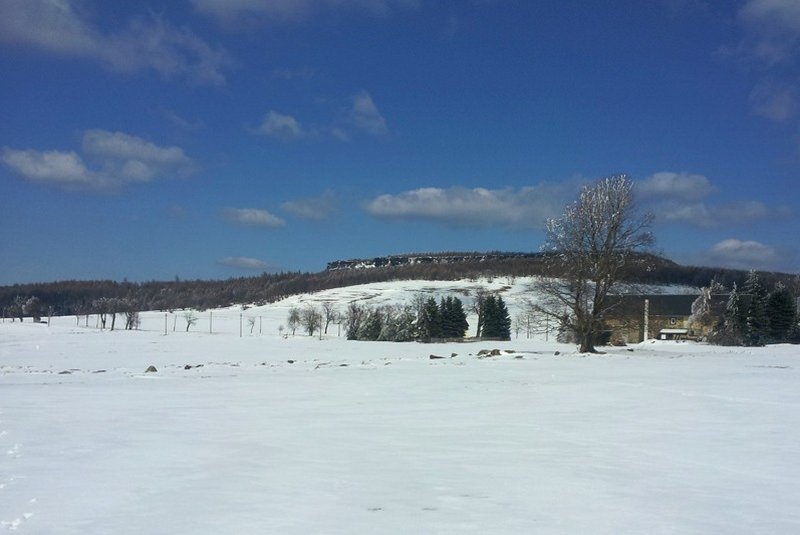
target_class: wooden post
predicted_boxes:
[643,299,650,342]
[239,313,243,338]
[164,313,168,336]
[209,311,213,334]
[259,316,262,335]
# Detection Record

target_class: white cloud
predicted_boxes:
[82,130,195,182]
[727,0,800,65]
[257,111,308,140]
[638,171,791,228]
[749,80,797,121]
[637,172,714,202]
[191,0,418,24]
[0,0,230,85]
[218,256,274,270]
[281,191,337,220]
[655,200,789,227]
[1,148,96,186]
[2,130,195,190]
[704,238,781,270]
[222,208,286,228]
[365,184,572,228]
[350,91,388,135]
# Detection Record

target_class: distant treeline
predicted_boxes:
[1,252,797,317]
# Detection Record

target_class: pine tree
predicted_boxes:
[450,296,469,338]
[743,270,768,346]
[357,309,383,340]
[717,283,745,345]
[440,297,456,337]
[416,297,442,341]
[495,296,511,340]
[481,295,511,340]
[766,283,796,342]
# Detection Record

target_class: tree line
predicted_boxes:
[708,270,799,346]
[283,293,511,342]
[3,252,797,322]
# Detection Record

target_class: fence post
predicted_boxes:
[164,313,168,336]
[239,313,243,338]
[259,316,262,335]
[209,310,213,334]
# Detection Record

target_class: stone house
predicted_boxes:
[604,294,701,344]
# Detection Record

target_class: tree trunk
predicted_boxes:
[578,331,596,353]
[110,313,116,331]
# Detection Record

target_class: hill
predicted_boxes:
[0,251,795,317]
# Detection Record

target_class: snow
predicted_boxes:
[1,278,799,533]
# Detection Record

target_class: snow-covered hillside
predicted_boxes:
[2,279,798,533]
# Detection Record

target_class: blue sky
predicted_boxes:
[1,0,799,284]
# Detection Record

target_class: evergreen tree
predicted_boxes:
[743,270,767,346]
[766,283,796,342]
[357,309,383,340]
[440,297,456,337]
[719,283,746,345]
[481,295,511,340]
[437,296,469,338]
[450,296,469,338]
[416,297,442,341]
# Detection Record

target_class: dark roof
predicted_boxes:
[605,295,699,318]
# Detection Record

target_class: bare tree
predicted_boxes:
[469,288,490,338]
[287,307,301,336]
[301,305,321,336]
[247,316,256,334]
[321,301,338,334]
[532,175,654,353]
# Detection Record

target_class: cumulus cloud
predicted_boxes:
[365,184,572,228]
[281,191,337,220]
[1,148,95,185]
[350,91,388,135]
[0,0,230,85]
[703,238,782,270]
[222,208,286,228]
[637,172,714,202]
[191,0,418,24]
[217,256,274,271]
[257,111,309,140]
[2,130,196,190]
[638,171,790,228]
[737,0,800,64]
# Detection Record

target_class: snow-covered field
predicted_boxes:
[1,279,799,533]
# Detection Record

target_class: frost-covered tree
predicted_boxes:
[287,307,301,336]
[344,302,366,340]
[743,270,768,346]
[183,311,198,332]
[532,175,654,352]
[689,279,725,330]
[357,308,383,340]
[23,296,42,322]
[711,283,746,346]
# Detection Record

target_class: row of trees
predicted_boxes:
[711,271,798,346]
[284,293,512,343]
